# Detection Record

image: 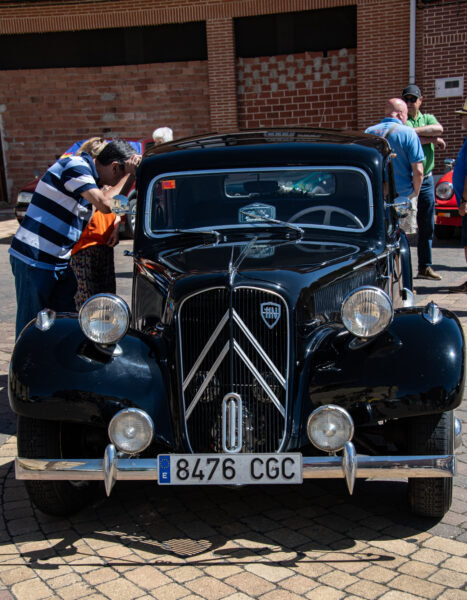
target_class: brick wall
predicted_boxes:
[0,61,210,200]
[238,49,357,130]
[416,2,467,171]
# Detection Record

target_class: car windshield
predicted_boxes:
[146,167,372,233]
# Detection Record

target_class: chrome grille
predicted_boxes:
[179,287,289,453]
[313,269,376,315]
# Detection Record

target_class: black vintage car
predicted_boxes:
[9,129,464,519]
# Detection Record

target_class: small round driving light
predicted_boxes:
[341,286,393,339]
[79,294,130,345]
[307,405,354,452]
[108,408,154,454]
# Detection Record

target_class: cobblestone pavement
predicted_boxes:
[0,209,466,600]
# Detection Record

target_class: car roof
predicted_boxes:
[144,128,391,160]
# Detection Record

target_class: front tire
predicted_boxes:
[407,411,454,518]
[17,416,100,516]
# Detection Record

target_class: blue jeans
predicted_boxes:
[416,175,435,271]
[10,255,77,339]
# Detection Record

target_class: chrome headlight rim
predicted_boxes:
[341,285,393,339]
[108,408,154,455]
[79,293,130,345]
[435,181,453,201]
[307,405,354,453]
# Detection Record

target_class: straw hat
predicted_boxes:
[455,98,467,115]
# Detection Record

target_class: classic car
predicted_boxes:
[435,159,461,239]
[9,129,464,520]
[14,138,149,237]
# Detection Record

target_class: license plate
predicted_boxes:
[157,453,302,485]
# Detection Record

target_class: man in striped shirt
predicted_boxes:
[9,139,141,338]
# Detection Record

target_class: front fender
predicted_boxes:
[306,306,465,423]
[9,316,174,447]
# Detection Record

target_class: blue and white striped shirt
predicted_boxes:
[9,153,98,270]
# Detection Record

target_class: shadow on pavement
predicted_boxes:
[0,475,442,571]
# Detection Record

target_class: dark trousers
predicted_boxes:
[416,175,435,271]
[10,254,77,339]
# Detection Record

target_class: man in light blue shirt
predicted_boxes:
[366,98,425,201]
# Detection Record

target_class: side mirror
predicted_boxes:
[111,194,130,214]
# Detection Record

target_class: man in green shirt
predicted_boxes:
[402,84,446,280]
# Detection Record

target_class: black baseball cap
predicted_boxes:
[402,84,422,99]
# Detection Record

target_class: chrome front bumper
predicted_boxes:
[15,442,456,497]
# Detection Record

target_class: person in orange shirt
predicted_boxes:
[70,137,138,308]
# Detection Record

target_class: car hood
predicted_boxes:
[159,239,366,275]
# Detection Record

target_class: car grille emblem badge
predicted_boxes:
[222,393,243,453]
[260,302,281,329]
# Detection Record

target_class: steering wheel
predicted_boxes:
[289,205,364,228]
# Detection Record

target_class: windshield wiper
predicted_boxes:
[153,228,221,245]
[238,210,304,241]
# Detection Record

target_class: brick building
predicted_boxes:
[0,0,466,204]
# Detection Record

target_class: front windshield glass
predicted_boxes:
[146,167,372,233]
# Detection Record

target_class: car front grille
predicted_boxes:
[178,287,289,453]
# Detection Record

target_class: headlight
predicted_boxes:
[307,405,354,452]
[17,191,33,204]
[79,294,130,344]
[435,181,453,200]
[341,286,393,339]
[108,408,154,454]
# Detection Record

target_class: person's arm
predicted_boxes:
[106,216,121,246]
[459,175,467,217]
[413,123,443,137]
[81,188,113,213]
[411,162,424,197]
[418,136,446,150]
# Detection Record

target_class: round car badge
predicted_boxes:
[260,302,281,329]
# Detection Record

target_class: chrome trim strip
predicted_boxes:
[182,310,230,392]
[233,340,285,416]
[185,340,230,419]
[222,393,243,453]
[16,454,455,484]
[232,309,286,388]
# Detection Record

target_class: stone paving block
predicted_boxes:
[357,565,397,584]
[224,572,275,596]
[423,536,467,556]
[203,565,243,579]
[378,592,423,600]
[97,577,144,600]
[388,574,444,599]
[258,590,304,600]
[150,581,191,600]
[438,591,467,600]
[0,565,36,586]
[82,566,120,585]
[169,566,205,583]
[428,567,467,589]
[305,585,345,599]
[367,538,418,557]
[56,581,95,600]
[345,578,389,600]
[185,576,236,600]
[318,569,359,590]
[279,573,318,595]
[46,572,82,590]
[397,559,438,579]
[245,563,294,583]
[11,577,51,600]
[441,555,467,572]
[221,594,251,600]
[125,565,173,589]
[411,547,449,565]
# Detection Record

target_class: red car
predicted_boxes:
[14,139,153,237]
[434,159,461,239]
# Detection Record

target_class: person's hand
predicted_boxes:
[459,200,467,217]
[124,154,142,175]
[435,137,446,150]
[107,227,119,247]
